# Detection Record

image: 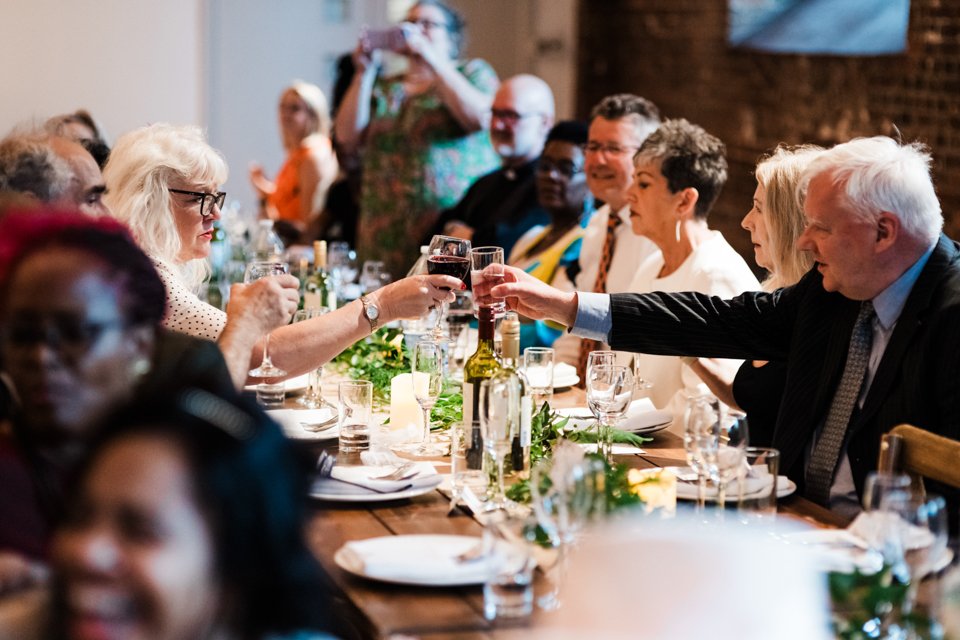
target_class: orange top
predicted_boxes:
[269,145,311,224]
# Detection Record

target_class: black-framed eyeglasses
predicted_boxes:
[2,316,127,360]
[168,188,226,219]
[536,159,583,179]
[584,142,640,156]
[491,109,542,126]
[405,18,448,31]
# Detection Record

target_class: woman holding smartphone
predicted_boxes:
[335,0,500,279]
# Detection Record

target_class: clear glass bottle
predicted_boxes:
[305,240,336,310]
[499,312,531,481]
[463,305,501,472]
[248,219,285,262]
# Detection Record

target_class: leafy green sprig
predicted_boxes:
[330,327,408,400]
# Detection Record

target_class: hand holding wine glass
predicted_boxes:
[427,235,471,342]
[244,261,289,379]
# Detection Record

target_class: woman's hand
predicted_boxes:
[248,163,273,198]
[402,25,450,73]
[353,35,382,77]
[226,275,300,337]
[371,274,462,323]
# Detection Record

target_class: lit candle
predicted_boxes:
[389,373,424,434]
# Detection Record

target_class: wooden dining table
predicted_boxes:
[299,385,852,640]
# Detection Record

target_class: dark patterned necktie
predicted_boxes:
[805,301,876,505]
[577,213,622,385]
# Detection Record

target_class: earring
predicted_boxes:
[675,219,681,243]
[132,357,152,378]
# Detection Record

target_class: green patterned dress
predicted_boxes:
[357,58,500,278]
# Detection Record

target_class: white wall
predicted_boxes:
[0,0,203,140]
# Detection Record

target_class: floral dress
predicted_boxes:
[357,58,500,278]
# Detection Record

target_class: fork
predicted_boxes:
[368,462,417,481]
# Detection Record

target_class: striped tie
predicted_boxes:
[805,301,876,505]
[577,213,622,385]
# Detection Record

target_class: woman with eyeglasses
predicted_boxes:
[508,121,593,349]
[0,210,235,593]
[1,389,341,639]
[334,0,500,279]
[104,123,461,388]
[249,81,339,245]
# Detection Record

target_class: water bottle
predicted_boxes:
[248,219,285,262]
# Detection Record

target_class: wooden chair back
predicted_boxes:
[877,424,960,489]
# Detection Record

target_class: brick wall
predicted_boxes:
[576,0,960,269]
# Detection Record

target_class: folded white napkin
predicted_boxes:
[340,535,489,584]
[330,462,438,493]
[578,443,646,455]
[847,511,936,552]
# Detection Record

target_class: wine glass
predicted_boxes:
[585,364,634,461]
[426,235,471,342]
[245,261,288,379]
[683,394,720,511]
[586,350,616,374]
[293,307,334,410]
[479,376,520,510]
[392,339,447,457]
[862,471,913,511]
[704,407,750,510]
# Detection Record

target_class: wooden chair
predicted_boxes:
[877,424,960,489]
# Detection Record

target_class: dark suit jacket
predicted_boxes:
[608,234,960,500]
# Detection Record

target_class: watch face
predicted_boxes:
[366,303,379,320]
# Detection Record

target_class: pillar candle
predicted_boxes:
[389,373,424,433]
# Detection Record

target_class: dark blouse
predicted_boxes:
[732,360,788,447]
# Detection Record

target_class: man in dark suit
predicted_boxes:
[486,135,958,515]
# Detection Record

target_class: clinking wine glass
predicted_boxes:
[585,364,633,461]
[426,235,471,342]
[479,376,520,511]
[245,261,289,379]
[392,339,447,458]
[293,307,334,409]
[683,394,720,511]
[705,407,749,510]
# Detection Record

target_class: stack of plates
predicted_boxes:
[553,362,580,389]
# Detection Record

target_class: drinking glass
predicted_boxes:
[255,381,285,409]
[586,350,616,373]
[585,364,634,461]
[293,308,334,409]
[426,235,471,342]
[704,408,749,510]
[469,246,506,317]
[683,394,720,511]
[523,347,555,409]
[862,471,913,511]
[245,261,289,379]
[450,420,486,513]
[337,380,373,454]
[360,260,386,294]
[392,340,447,457]
[737,447,780,522]
[483,510,536,620]
[329,242,358,300]
[479,376,520,510]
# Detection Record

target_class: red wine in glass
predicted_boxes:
[427,255,470,286]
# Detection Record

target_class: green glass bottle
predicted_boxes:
[499,312,532,481]
[462,305,501,471]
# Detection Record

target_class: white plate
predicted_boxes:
[554,374,580,389]
[267,407,338,441]
[334,534,490,586]
[244,373,310,396]
[556,404,672,435]
[665,466,797,501]
[310,475,442,502]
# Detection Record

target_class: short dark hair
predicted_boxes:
[635,118,728,219]
[0,210,166,328]
[0,134,71,202]
[545,119,589,146]
[56,389,337,638]
[590,93,660,123]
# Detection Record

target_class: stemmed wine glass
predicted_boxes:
[683,394,720,511]
[479,376,520,510]
[704,407,749,510]
[245,261,288,379]
[392,340,447,457]
[426,235,471,342]
[585,364,634,461]
[293,307,334,410]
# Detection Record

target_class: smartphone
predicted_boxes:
[364,27,407,52]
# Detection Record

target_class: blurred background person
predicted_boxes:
[430,73,554,257]
[0,132,107,217]
[43,109,110,169]
[335,0,500,278]
[0,212,233,578]
[105,123,460,386]
[624,119,760,426]
[509,120,591,349]
[552,93,662,375]
[685,144,821,437]
[249,81,339,246]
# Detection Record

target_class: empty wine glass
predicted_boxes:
[704,407,749,510]
[683,394,720,511]
[392,339,447,458]
[293,307,334,409]
[585,364,634,461]
[426,235,471,342]
[245,260,288,379]
[479,376,520,510]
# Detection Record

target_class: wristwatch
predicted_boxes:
[360,294,380,332]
